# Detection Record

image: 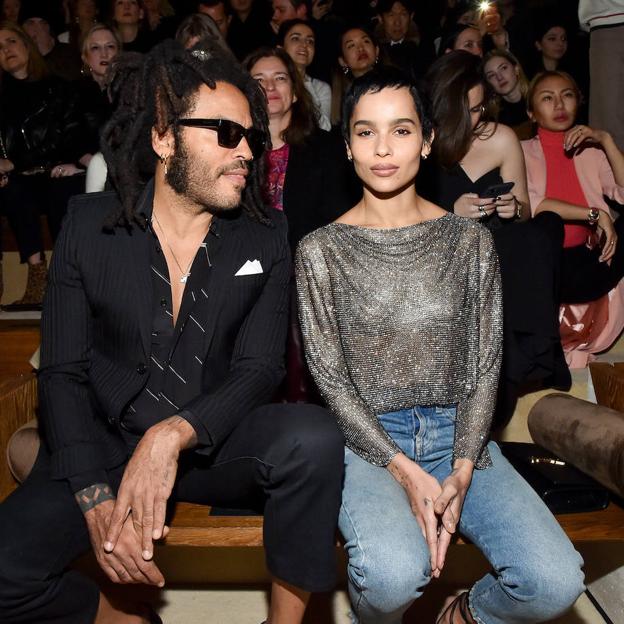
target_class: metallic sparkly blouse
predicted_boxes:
[295,213,503,469]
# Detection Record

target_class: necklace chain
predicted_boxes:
[152,212,195,283]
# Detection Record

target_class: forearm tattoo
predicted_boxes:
[75,483,115,513]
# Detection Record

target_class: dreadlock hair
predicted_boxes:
[101,38,270,228]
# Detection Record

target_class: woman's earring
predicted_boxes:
[342,64,350,75]
[161,154,168,175]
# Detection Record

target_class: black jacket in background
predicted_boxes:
[0,74,89,171]
[282,128,361,250]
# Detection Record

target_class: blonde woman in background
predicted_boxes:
[483,49,532,139]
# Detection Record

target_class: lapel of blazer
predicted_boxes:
[127,181,156,359]
[201,217,245,356]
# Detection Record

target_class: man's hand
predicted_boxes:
[104,416,197,560]
[312,0,332,20]
[77,486,165,586]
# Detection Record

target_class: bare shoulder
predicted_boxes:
[487,122,521,148]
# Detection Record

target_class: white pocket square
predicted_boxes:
[235,259,263,276]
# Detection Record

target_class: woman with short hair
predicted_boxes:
[296,65,584,624]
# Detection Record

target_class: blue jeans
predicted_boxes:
[339,406,585,624]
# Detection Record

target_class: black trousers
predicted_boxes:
[0,403,344,624]
[560,213,624,303]
[0,173,85,261]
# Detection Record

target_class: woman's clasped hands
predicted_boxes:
[388,453,473,579]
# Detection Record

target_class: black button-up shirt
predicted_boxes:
[120,218,219,447]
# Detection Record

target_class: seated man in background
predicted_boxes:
[0,40,343,624]
[376,0,435,82]
[19,0,82,81]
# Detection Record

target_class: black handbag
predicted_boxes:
[499,442,610,514]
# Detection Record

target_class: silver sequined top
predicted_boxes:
[295,212,502,469]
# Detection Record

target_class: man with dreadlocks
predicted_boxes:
[0,40,344,624]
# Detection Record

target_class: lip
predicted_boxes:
[498,80,508,88]
[223,170,248,186]
[356,52,370,62]
[370,164,399,177]
[553,113,569,122]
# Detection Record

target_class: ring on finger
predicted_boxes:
[477,205,486,218]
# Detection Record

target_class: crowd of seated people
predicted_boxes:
[0,0,620,383]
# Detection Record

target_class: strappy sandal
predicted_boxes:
[436,591,476,624]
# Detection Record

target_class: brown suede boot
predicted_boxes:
[2,261,47,312]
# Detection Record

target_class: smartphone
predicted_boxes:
[478,181,514,198]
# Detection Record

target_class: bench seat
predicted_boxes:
[165,501,624,548]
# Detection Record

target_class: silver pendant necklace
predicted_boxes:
[152,212,195,283]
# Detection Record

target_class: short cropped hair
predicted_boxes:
[341,65,433,144]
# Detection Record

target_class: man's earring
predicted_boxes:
[160,154,168,175]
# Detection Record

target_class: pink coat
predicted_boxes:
[521,135,624,217]
[521,135,624,368]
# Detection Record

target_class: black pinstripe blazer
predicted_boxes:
[38,180,291,489]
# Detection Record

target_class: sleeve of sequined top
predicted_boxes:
[454,227,503,468]
[295,234,402,466]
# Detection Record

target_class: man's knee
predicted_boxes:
[262,403,345,476]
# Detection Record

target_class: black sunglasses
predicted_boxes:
[176,118,266,157]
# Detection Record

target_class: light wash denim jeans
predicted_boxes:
[339,405,585,624]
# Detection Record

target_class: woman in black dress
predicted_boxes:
[420,50,569,420]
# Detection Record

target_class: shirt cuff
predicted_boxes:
[68,470,110,495]
[178,409,213,449]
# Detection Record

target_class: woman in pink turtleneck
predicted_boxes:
[522,70,624,367]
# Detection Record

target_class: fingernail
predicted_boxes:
[143,550,152,559]
[104,541,113,551]
[158,581,165,588]
[153,530,161,539]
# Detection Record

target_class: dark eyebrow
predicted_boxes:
[353,118,417,127]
